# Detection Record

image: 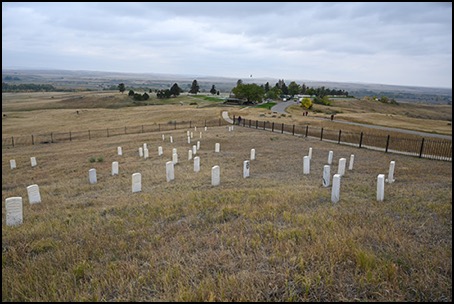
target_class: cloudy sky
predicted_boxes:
[2,2,452,88]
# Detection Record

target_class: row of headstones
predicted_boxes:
[4,184,42,226]
[9,157,38,169]
[89,148,258,185]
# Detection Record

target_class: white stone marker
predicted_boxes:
[30,157,37,167]
[187,136,191,144]
[197,141,200,150]
[211,165,220,186]
[338,158,346,176]
[331,174,341,203]
[303,156,310,174]
[117,146,122,156]
[192,145,197,155]
[27,184,41,204]
[386,161,396,183]
[200,132,202,139]
[139,147,143,157]
[190,132,193,138]
[215,143,220,153]
[194,156,200,172]
[328,151,333,165]
[162,134,165,141]
[322,165,331,187]
[6,197,23,226]
[172,148,177,155]
[188,149,193,160]
[172,153,178,164]
[187,130,190,136]
[89,168,97,184]
[170,136,173,143]
[158,146,163,156]
[243,160,250,178]
[143,143,147,150]
[377,174,385,201]
[132,173,142,193]
[308,147,313,160]
[166,161,175,182]
[144,148,149,159]
[348,154,355,170]
[204,126,207,131]
[194,126,197,132]
[10,159,16,169]
[112,161,119,175]
[250,148,256,160]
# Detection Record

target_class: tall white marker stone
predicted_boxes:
[331,174,341,203]
[338,158,346,176]
[308,147,313,160]
[112,161,119,175]
[194,156,200,172]
[166,161,175,182]
[386,161,396,183]
[250,149,256,160]
[27,184,41,204]
[303,156,310,174]
[212,165,220,186]
[188,149,193,160]
[10,159,16,169]
[328,151,333,165]
[215,143,220,153]
[158,146,163,156]
[117,146,122,156]
[322,165,331,187]
[348,154,355,170]
[377,174,385,201]
[30,157,37,167]
[89,169,97,184]
[243,160,250,178]
[132,173,142,193]
[6,197,23,226]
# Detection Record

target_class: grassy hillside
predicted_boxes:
[2,91,452,301]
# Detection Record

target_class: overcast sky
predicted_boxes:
[2,2,452,88]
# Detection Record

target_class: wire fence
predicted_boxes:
[2,116,451,161]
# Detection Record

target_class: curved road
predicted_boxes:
[270,101,452,140]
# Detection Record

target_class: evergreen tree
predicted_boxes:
[189,80,200,94]
[118,83,125,94]
[210,85,217,95]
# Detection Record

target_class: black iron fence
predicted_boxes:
[234,116,452,161]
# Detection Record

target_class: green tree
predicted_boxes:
[265,86,282,100]
[118,83,125,94]
[189,80,200,94]
[301,97,313,109]
[236,79,243,87]
[210,85,217,95]
[288,81,301,97]
[232,83,264,103]
[170,83,182,97]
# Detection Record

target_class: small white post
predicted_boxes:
[204,126,207,131]
[199,132,202,139]
[187,130,190,136]
[27,184,41,204]
[377,174,385,201]
[192,145,197,155]
[144,148,149,159]
[197,141,200,150]
[243,160,250,178]
[172,153,178,165]
[162,134,165,141]
[250,148,256,160]
[170,136,173,143]
[188,149,193,160]
[112,161,119,175]
[89,168,97,184]
[158,146,163,156]
[187,136,191,144]
[194,156,200,172]
[5,197,23,226]
[190,132,193,138]
[348,154,355,170]
[138,147,143,157]
[303,155,310,174]
[143,143,147,151]
[386,161,395,183]
[308,147,313,160]
[30,157,37,167]
[10,159,16,169]
[322,165,330,187]
[117,146,122,156]
[132,173,142,193]
[331,174,341,203]
[211,165,220,186]
[215,143,220,153]
[166,161,175,182]
[328,151,333,165]
[338,158,346,176]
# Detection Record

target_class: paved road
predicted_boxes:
[270,101,452,140]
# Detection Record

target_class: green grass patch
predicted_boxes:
[254,102,276,110]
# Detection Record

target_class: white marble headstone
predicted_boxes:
[117,146,122,156]
[144,148,149,159]
[132,173,142,193]
[386,161,395,183]
[328,151,333,165]
[188,149,193,160]
[30,157,37,167]
[6,197,23,226]
[250,148,256,160]
[243,160,250,178]
[331,174,341,203]
[212,165,220,186]
[215,143,220,153]
[338,158,346,176]
[308,147,313,160]
[303,156,310,174]
[158,146,163,156]
[194,156,200,172]
[89,168,97,184]
[139,147,143,157]
[166,161,175,182]
[112,161,119,175]
[322,165,330,187]
[348,154,355,170]
[10,159,16,169]
[377,174,385,201]
[27,184,41,204]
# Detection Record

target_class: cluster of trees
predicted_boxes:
[128,90,149,101]
[263,80,349,98]
[2,82,58,92]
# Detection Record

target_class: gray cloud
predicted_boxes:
[2,2,452,87]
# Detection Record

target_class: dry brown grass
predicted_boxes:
[2,92,452,301]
